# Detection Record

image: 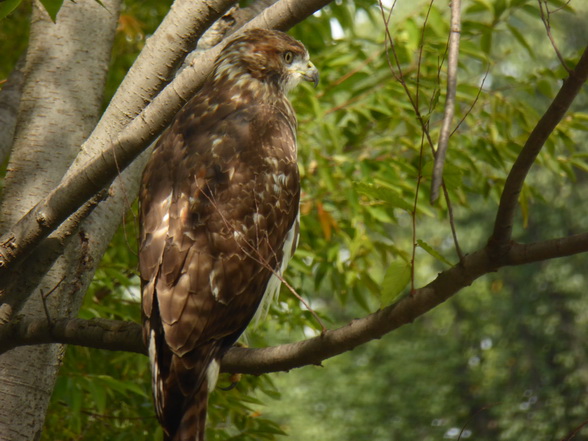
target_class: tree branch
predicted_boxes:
[0,0,335,285]
[0,190,107,311]
[430,0,461,203]
[0,318,145,355]
[537,0,572,73]
[508,232,588,265]
[3,231,588,371]
[71,0,236,167]
[489,45,588,253]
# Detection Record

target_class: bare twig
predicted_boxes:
[378,0,417,111]
[537,0,572,73]
[410,132,427,293]
[223,233,588,373]
[507,232,588,266]
[489,45,588,254]
[409,0,436,292]
[415,0,436,109]
[39,275,67,329]
[378,0,462,262]
[39,291,52,328]
[430,0,461,203]
[442,181,463,260]
[451,66,489,136]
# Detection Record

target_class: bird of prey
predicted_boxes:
[138,28,318,441]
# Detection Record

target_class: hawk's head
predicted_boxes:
[213,28,319,93]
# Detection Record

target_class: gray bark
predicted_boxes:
[0,1,121,440]
[0,56,25,164]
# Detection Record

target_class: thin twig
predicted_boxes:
[409,0,437,292]
[410,132,427,293]
[40,290,52,329]
[378,0,417,110]
[431,0,461,203]
[537,0,572,73]
[39,275,67,329]
[415,0,436,109]
[451,66,489,136]
[442,179,463,260]
[378,0,463,262]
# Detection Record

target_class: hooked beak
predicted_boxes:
[302,61,319,88]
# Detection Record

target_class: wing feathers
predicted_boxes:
[140,58,302,441]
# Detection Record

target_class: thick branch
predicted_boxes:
[69,0,236,170]
[3,231,588,370]
[508,232,588,265]
[0,0,335,284]
[0,318,145,355]
[489,46,588,251]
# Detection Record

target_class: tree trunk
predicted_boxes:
[0,1,120,439]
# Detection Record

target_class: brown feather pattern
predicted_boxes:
[139,29,317,441]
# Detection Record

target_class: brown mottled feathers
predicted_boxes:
[139,29,317,441]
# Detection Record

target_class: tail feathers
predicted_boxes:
[164,378,209,441]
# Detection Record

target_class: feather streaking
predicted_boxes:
[139,28,318,441]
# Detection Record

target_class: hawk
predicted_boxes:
[138,28,318,441]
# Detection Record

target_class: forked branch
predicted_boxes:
[489,46,588,253]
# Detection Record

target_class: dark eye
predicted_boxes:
[283,51,294,64]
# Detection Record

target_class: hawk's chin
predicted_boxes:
[285,60,319,92]
[302,64,319,88]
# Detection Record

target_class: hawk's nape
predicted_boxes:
[138,28,318,441]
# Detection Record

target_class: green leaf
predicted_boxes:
[416,239,453,266]
[492,0,507,19]
[39,0,65,22]
[380,260,411,307]
[92,374,149,398]
[355,182,413,213]
[507,24,534,59]
[481,29,493,54]
[0,0,21,20]
[466,0,492,14]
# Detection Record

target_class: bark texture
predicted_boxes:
[0,1,121,440]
